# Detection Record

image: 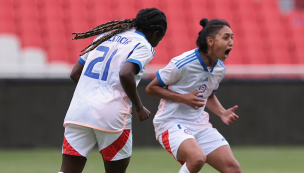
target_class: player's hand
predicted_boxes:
[135,106,151,122]
[221,105,239,125]
[182,91,206,110]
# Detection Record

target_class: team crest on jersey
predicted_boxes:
[184,129,192,135]
[199,84,207,93]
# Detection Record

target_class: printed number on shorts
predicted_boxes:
[84,46,118,81]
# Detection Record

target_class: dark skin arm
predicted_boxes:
[146,78,205,110]
[70,62,84,83]
[119,62,150,122]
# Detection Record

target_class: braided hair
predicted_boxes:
[196,18,230,66]
[73,8,167,56]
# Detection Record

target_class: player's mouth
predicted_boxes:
[224,48,232,58]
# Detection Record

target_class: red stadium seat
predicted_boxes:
[269,48,292,64]
[65,19,89,36]
[43,33,67,50]
[112,0,137,19]
[140,0,160,9]
[234,0,256,20]
[0,1,15,33]
[208,0,233,21]
[47,46,69,63]
[152,40,171,65]
[0,18,16,34]
[294,47,304,64]
[2,0,302,68]
[20,31,43,48]
[40,20,66,37]
[225,44,243,65]
[88,0,113,26]
[0,0,14,19]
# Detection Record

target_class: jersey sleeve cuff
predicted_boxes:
[126,59,143,74]
[156,71,167,87]
[78,58,85,65]
[212,89,217,92]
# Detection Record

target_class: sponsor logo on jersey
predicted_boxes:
[199,84,207,93]
[184,129,192,135]
[203,77,209,82]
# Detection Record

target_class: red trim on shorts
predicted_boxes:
[100,129,131,161]
[62,137,82,157]
[162,130,185,165]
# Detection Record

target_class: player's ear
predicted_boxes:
[206,37,214,47]
[152,30,160,39]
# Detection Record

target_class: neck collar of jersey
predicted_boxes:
[135,30,147,40]
[195,48,218,73]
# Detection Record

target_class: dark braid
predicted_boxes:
[73,8,167,56]
[196,18,230,66]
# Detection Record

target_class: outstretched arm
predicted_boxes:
[206,93,239,125]
[119,62,150,122]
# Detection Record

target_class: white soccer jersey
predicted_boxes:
[64,29,155,133]
[153,48,226,139]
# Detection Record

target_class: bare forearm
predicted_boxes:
[146,85,184,103]
[206,95,226,117]
[119,73,143,110]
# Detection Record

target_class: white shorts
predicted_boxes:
[158,124,229,164]
[62,124,132,161]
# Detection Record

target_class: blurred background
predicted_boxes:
[0,0,304,172]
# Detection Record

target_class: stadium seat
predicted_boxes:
[20,32,43,48]
[1,0,304,77]
[0,35,21,77]
[234,0,256,20]
[151,41,171,65]
[208,0,233,21]
[43,33,67,50]
[225,44,243,65]
[47,46,69,63]
[0,0,14,18]
[89,0,113,25]
[0,34,21,57]
[45,62,72,78]
[272,50,292,64]
[0,18,16,34]
[294,47,304,64]
[20,48,47,78]
[113,0,137,19]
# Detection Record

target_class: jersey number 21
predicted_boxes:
[84,46,118,81]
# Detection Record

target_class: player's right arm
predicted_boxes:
[70,51,89,83]
[146,62,205,110]
[70,62,84,83]
[119,44,154,122]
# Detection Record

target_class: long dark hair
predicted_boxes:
[73,8,167,56]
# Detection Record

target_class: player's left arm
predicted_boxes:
[206,92,239,125]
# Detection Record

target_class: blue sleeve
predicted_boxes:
[78,58,85,65]
[156,71,167,87]
[125,59,143,74]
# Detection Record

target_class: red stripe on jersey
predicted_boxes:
[62,137,82,157]
[100,129,130,161]
[162,130,185,165]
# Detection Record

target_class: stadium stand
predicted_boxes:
[0,0,303,78]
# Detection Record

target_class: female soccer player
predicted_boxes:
[146,18,242,173]
[59,8,167,173]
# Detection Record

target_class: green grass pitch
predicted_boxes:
[0,146,303,173]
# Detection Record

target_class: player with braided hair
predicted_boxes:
[59,8,166,173]
[147,18,242,173]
